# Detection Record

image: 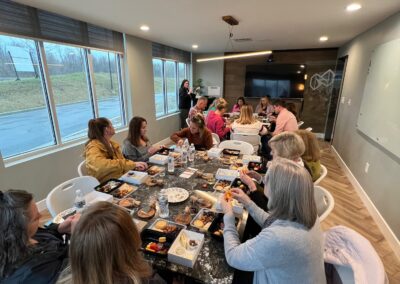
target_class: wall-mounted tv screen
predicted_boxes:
[244,64,306,98]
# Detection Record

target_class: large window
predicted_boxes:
[0,34,125,159]
[153,58,190,117]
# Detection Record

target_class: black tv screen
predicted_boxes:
[244,64,306,98]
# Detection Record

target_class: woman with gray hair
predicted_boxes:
[219,158,325,284]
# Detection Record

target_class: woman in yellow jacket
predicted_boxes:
[84,118,148,183]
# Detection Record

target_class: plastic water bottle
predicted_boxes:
[74,189,86,212]
[188,143,195,162]
[176,145,182,162]
[182,148,188,167]
[158,191,169,218]
[167,153,175,174]
[183,138,189,151]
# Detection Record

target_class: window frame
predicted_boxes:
[0,33,127,162]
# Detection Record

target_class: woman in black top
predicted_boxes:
[179,79,195,129]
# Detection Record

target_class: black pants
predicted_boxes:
[179,108,189,129]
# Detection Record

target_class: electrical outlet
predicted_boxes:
[365,162,370,173]
[347,98,352,106]
[341,97,345,104]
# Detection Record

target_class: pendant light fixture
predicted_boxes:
[196,15,272,63]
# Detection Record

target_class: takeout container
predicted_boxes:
[141,229,173,258]
[120,171,148,185]
[168,229,205,268]
[215,193,244,215]
[94,179,124,194]
[149,154,169,165]
[208,213,241,241]
[222,148,240,157]
[207,147,223,158]
[148,218,186,239]
[231,178,250,194]
[213,179,233,192]
[216,168,239,181]
[190,208,217,232]
[242,154,261,164]
[247,161,267,174]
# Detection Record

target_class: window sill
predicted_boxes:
[156,111,180,121]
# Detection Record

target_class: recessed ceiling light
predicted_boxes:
[297,70,301,74]
[346,3,362,12]
[140,25,149,31]
[192,44,198,49]
[300,65,305,68]
[319,36,328,42]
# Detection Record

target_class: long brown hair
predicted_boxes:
[86,117,114,158]
[295,130,321,162]
[127,117,149,147]
[266,158,317,229]
[190,113,206,138]
[70,202,152,284]
[0,190,33,278]
[236,105,256,124]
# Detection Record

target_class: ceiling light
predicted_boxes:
[197,50,272,62]
[304,74,308,80]
[297,70,301,74]
[319,36,328,42]
[300,64,305,68]
[192,44,198,49]
[140,25,149,31]
[346,3,362,12]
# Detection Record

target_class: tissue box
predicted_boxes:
[149,154,169,165]
[168,229,204,268]
[216,168,239,181]
[120,171,148,185]
[242,155,261,164]
[207,147,223,158]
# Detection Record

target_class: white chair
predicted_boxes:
[314,185,334,222]
[297,121,304,127]
[231,132,261,153]
[77,160,87,176]
[211,133,220,147]
[46,176,100,217]
[218,140,254,155]
[305,127,313,132]
[186,118,190,127]
[314,164,328,185]
[324,225,387,284]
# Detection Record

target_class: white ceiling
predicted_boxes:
[16,0,400,53]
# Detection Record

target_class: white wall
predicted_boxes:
[192,53,224,97]
[334,12,400,238]
[0,34,180,201]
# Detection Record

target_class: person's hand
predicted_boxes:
[218,194,233,214]
[246,171,262,184]
[231,188,252,206]
[148,145,162,155]
[239,171,257,192]
[177,139,184,147]
[189,87,193,94]
[58,213,81,235]
[135,162,148,171]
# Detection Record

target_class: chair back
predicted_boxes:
[314,164,328,185]
[186,118,190,127]
[46,176,100,217]
[218,140,254,155]
[231,133,261,153]
[211,133,220,147]
[324,226,387,284]
[314,185,334,221]
[77,160,87,176]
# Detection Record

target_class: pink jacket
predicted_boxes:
[231,104,241,113]
[206,110,230,139]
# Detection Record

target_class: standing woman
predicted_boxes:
[123,117,163,162]
[255,96,274,115]
[179,80,195,129]
[231,97,246,113]
[84,117,147,183]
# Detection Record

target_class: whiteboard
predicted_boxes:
[207,86,221,97]
[357,38,400,158]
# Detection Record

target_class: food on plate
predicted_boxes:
[224,190,232,202]
[214,180,231,192]
[118,197,141,208]
[190,196,212,208]
[147,166,162,176]
[188,239,199,250]
[174,207,192,225]
[154,220,168,230]
[202,155,210,162]
[145,241,168,254]
[145,177,165,187]
[170,152,181,159]
[97,180,122,193]
[202,183,208,189]
[137,202,156,219]
[179,231,189,249]
[159,236,166,243]
[112,183,135,198]
[192,210,216,230]
[193,220,204,228]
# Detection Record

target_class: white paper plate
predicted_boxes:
[162,187,189,203]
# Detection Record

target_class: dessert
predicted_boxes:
[137,203,156,219]
[112,183,135,198]
[154,220,168,230]
[193,220,204,228]
[118,197,141,209]
[174,206,192,225]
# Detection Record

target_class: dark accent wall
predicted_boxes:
[223,49,338,133]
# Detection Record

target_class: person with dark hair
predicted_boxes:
[0,189,78,284]
[123,117,163,162]
[57,202,165,284]
[170,114,213,150]
[231,97,246,113]
[286,103,298,121]
[179,79,195,129]
[84,117,148,183]
[270,99,298,136]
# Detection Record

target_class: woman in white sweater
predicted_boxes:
[231,105,267,135]
[219,158,326,284]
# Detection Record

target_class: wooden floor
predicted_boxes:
[39,142,400,282]
[318,142,400,283]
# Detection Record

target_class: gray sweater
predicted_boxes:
[223,201,326,284]
[122,139,151,162]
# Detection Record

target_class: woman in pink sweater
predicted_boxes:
[206,98,231,140]
[231,97,245,113]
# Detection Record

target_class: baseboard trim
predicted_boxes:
[331,145,400,260]
[37,198,47,212]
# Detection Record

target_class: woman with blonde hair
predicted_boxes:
[295,130,321,182]
[231,105,267,135]
[268,131,305,164]
[255,96,274,115]
[219,158,325,284]
[206,98,231,140]
[65,202,163,284]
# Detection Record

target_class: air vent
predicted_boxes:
[234,38,252,42]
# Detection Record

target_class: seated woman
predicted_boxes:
[84,117,148,183]
[255,96,274,116]
[295,130,321,182]
[123,117,163,162]
[0,189,78,284]
[231,105,267,135]
[268,131,305,167]
[206,98,231,140]
[208,97,222,112]
[220,158,325,284]
[59,202,165,284]
[170,114,213,150]
[231,97,246,113]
